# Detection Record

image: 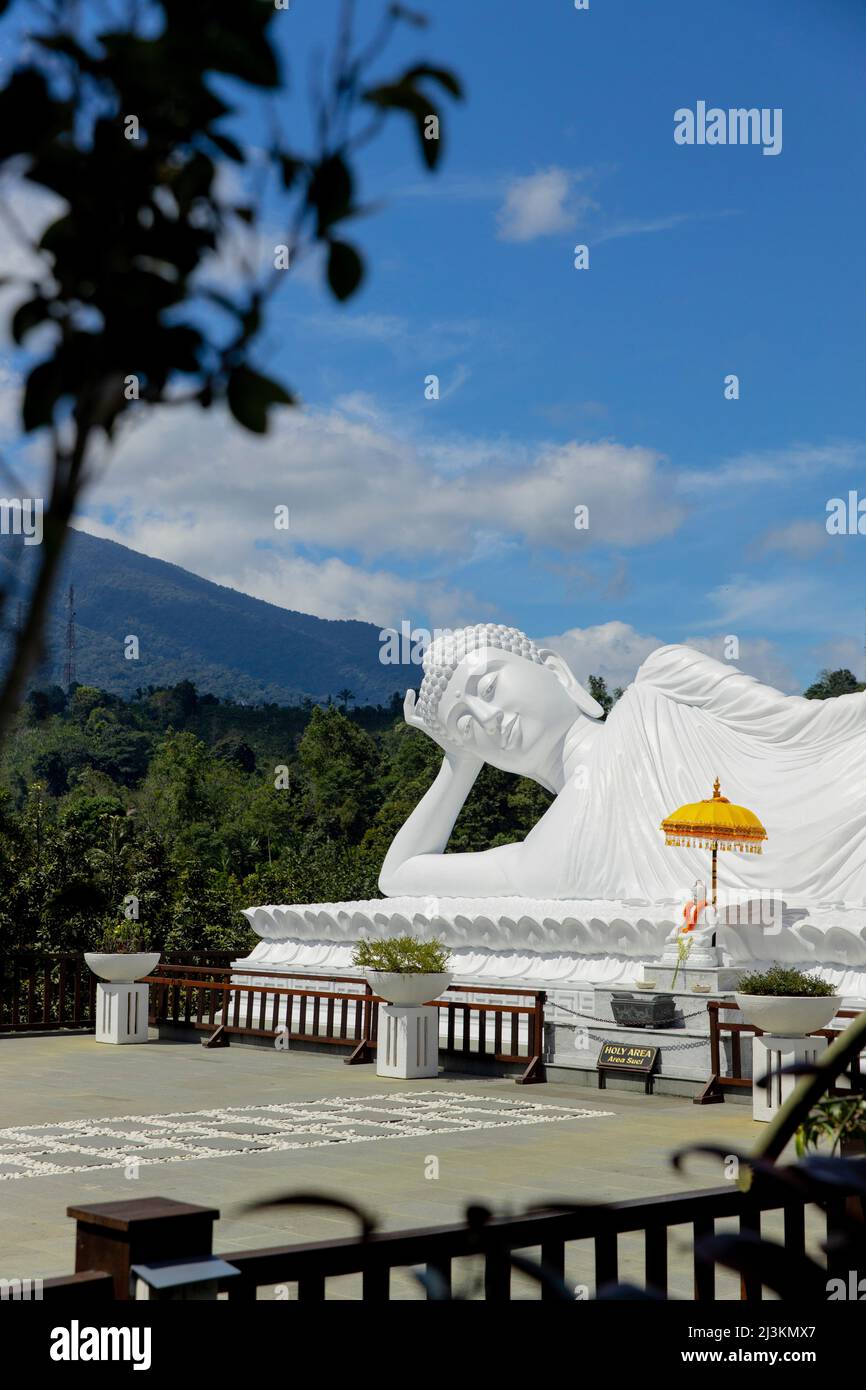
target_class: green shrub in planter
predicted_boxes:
[352,936,450,974]
[99,921,151,954]
[795,1094,866,1157]
[736,965,835,997]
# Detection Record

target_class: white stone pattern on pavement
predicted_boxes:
[0,1092,614,1181]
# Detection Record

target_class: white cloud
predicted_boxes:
[421,431,528,476]
[0,177,66,344]
[594,208,738,245]
[759,519,830,558]
[305,311,406,344]
[541,621,662,691]
[0,359,23,449]
[70,399,683,628]
[0,177,63,266]
[0,182,60,475]
[331,390,388,424]
[679,440,866,494]
[0,180,59,455]
[436,363,472,401]
[702,572,843,638]
[226,553,486,629]
[542,621,798,694]
[496,168,596,243]
[807,637,863,682]
[595,213,694,243]
[397,173,509,203]
[403,164,731,252]
[77,401,683,595]
[304,310,482,364]
[496,439,682,548]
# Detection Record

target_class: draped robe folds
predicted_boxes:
[522,644,866,905]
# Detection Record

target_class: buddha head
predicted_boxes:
[413,623,604,786]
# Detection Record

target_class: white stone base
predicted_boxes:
[641,962,746,992]
[234,897,866,1087]
[376,1004,439,1078]
[752,1033,828,1122]
[95,983,149,1044]
[240,897,866,999]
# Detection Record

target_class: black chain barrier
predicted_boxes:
[551,1001,710,1025]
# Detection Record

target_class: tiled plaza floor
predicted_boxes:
[0,1031,775,1296]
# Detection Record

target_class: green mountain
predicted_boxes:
[0,528,401,705]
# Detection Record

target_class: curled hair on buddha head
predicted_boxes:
[415,624,544,734]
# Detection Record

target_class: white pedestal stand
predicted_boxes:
[752,1033,828,1121]
[376,1005,439,1079]
[95,983,150,1044]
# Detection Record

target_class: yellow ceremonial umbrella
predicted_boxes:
[660,777,767,905]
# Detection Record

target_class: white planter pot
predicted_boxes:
[366,971,452,1006]
[85,952,161,984]
[734,992,842,1036]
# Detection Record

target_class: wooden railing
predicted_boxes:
[148,964,547,1083]
[216,1183,849,1303]
[39,1175,863,1301]
[0,954,96,1033]
[151,966,377,1058]
[0,951,239,1035]
[0,953,545,1082]
[697,1001,863,1104]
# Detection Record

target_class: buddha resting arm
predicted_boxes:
[377,695,524,897]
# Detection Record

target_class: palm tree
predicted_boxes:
[337,688,355,710]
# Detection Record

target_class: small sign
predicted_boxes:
[597,1041,659,1092]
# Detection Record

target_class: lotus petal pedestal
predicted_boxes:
[235,901,866,1088]
[240,899,866,998]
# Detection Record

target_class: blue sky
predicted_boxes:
[4,0,866,692]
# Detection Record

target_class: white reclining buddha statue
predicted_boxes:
[242,623,866,993]
[379,623,866,905]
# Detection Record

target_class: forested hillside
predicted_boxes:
[1,663,858,960]
[0,528,401,705]
[0,681,553,958]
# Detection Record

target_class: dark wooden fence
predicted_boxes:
[0,954,97,1033]
[0,952,235,1035]
[39,1177,863,1302]
[148,964,546,1083]
[215,1184,850,1303]
[0,954,544,1081]
[151,964,376,1056]
[697,1001,863,1104]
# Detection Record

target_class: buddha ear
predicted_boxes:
[537,647,605,720]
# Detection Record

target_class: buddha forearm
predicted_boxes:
[378,752,481,892]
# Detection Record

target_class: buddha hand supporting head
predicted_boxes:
[409,623,604,784]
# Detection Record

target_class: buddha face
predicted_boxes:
[437,647,594,780]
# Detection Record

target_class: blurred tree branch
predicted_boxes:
[0,0,461,742]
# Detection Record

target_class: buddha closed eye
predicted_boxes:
[454,670,503,743]
[453,669,508,739]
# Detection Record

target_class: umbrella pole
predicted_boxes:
[711,842,718,906]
